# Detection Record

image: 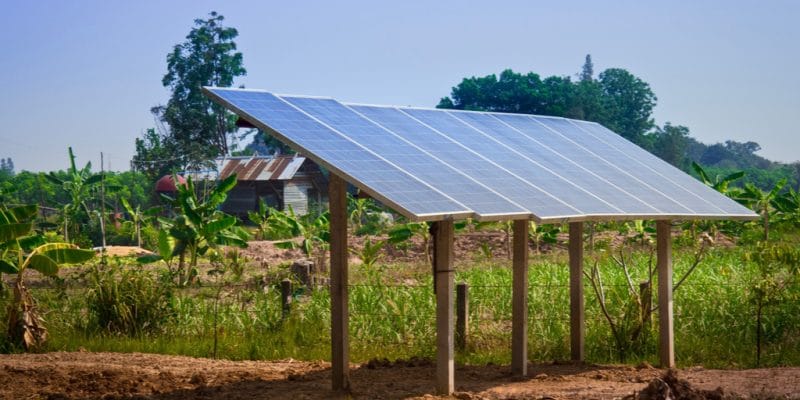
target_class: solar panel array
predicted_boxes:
[203,87,757,223]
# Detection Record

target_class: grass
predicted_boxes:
[2,241,798,368]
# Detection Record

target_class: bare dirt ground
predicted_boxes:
[1,352,798,399]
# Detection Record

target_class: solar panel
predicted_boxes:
[203,89,472,219]
[203,87,758,222]
[281,96,529,219]
[348,105,578,218]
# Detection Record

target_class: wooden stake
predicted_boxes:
[456,283,468,351]
[569,222,585,362]
[329,174,349,391]
[511,219,529,376]
[657,220,674,368]
[433,220,455,395]
[281,279,292,319]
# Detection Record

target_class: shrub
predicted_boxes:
[86,263,175,336]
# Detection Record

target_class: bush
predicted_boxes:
[86,264,175,336]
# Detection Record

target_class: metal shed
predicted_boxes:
[186,155,327,217]
[203,87,758,395]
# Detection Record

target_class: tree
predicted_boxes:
[579,54,594,82]
[156,11,246,168]
[437,60,657,148]
[0,158,14,181]
[131,126,181,181]
[649,123,690,168]
[596,68,657,146]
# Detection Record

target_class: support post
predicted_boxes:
[569,222,584,362]
[511,219,529,377]
[657,220,674,368]
[640,281,652,326]
[329,174,349,391]
[281,279,292,319]
[433,220,455,395]
[456,283,468,351]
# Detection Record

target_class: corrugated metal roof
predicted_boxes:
[217,155,306,181]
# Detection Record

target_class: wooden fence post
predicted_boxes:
[456,283,469,351]
[640,281,651,325]
[281,279,292,319]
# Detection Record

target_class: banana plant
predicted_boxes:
[692,161,745,197]
[772,187,800,225]
[0,203,94,350]
[247,198,271,240]
[121,198,161,248]
[44,147,105,243]
[273,206,331,260]
[149,174,249,286]
[738,178,787,241]
[388,222,431,263]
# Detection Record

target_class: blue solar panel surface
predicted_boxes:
[203,87,757,222]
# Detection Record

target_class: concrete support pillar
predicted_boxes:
[569,222,585,362]
[329,174,349,391]
[511,219,529,376]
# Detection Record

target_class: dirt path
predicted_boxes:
[0,352,798,399]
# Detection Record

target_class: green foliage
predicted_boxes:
[145,174,249,285]
[743,243,800,365]
[272,206,330,267]
[131,127,181,181]
[388,222,431,262]
[0,158,14,182]
[247,198,271,240]
[120,198,160,248]
[528,221,560,253]
[0,203,94,350]
[347,194,391,236]
[438,63,656,147]
[151,11,247,169]
[738,178,787,241]
[86,263,175,336]
[437,57,800,184]
[692,161,745,196]
[351,237,385,270]
[44,147,111,244]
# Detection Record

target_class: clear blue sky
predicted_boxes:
[1,1,798,172]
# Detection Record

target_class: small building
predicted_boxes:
[188,155,328,218]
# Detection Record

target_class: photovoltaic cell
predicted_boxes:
[536,117,734,215]
[451,111,664,215]
[280,96,528,218]
[569,120,755,215]
[403,108,621,215]
[490,113,693,214]
[203,87,758,222]
[349,104,578,218]
[203,89,470,219]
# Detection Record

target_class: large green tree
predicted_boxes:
[438,58,657,147]
[595,68,657,144]
[151,11,246,169]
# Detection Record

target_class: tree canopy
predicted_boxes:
[437,55,798,191]
[135,11,246,175]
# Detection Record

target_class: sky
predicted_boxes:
[1,1,798,172]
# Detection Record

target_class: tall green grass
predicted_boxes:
[4,246,798,367]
